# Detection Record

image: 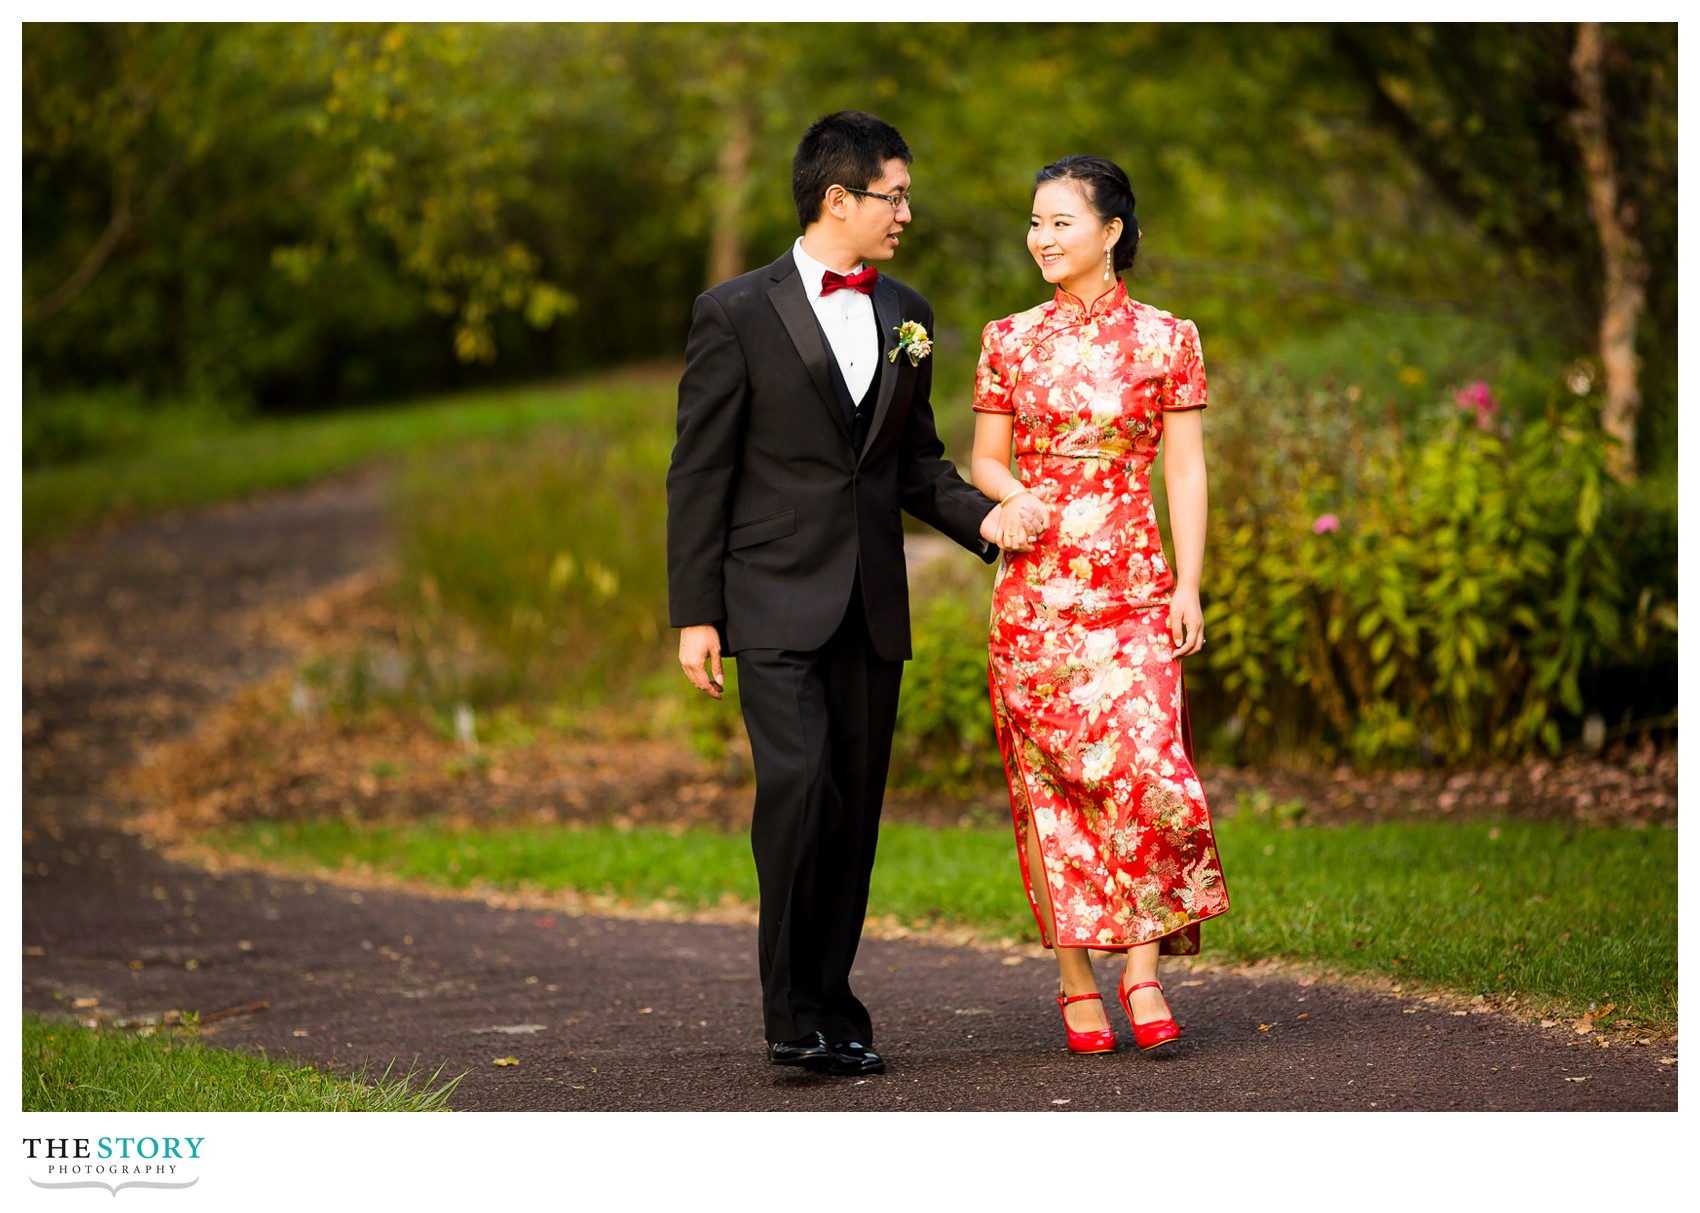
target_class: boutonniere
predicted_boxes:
[888,320,933,367]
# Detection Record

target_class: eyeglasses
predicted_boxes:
[842,186,913,212]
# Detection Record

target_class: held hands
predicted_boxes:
[1168,587,1205,658]
[985,491,1052,553]
[679,624,725,699]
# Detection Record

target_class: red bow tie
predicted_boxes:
[820,266,878,296]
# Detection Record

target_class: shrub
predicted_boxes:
[1201,367,1655,765]
[890,568,1004,795]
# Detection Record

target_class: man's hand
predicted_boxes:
[679,624,725,699]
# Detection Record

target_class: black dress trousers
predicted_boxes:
[734,579,903,1045]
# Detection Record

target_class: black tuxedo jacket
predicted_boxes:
[666,250,996,661]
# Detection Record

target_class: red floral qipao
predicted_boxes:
[974,281,1229,955]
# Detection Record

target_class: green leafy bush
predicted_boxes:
[1201,367,1659,764]
[890,575,1003,795]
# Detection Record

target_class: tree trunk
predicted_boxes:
[1569,21,1648,483]
[707,98,753,288]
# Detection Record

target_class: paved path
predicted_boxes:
[20,470,1677,1111]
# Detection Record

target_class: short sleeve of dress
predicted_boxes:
[971,320,1015,415]
[1162,318,1207,412]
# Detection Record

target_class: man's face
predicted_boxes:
[844,157,913,264]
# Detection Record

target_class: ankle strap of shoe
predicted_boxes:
[1122,980,1163,993]
[1057,991,1104,1005]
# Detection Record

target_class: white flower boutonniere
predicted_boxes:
[888,320,933,367]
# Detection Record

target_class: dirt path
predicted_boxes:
[20,472,1677,1111]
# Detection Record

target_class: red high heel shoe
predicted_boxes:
[1119,978,1182,1052]
[1057,990,1118,1055]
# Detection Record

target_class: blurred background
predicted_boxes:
[21,22,1681,1065]
[23,21,1676,776]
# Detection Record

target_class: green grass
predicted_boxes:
[23,1014,462,1112]
[22,366,676,549]
[1208,817,1675,1027]
[211,814,1677,1030]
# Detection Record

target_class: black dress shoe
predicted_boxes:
[825,1039,886,1075]
[767,1031,833,1070]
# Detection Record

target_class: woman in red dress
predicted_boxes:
[971,156,1230,1055]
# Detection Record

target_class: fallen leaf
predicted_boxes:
[1451,1011,1469,1017]
[1573,1018,1595,1036]
[1658,1058,1676,1065]
[1178,980,1205,988]
[1001,956,1024,966]
[1051,1099,1070,1105]
[1257,1024,1272,1032]
[492,1056,520,1067]
[1296,1013,1309,1019]
[1402,1008,1420,1015]
[72,997,99,1009]
[638,1007,653,1014]
[292,1030,310,1038]
[1563,1076,1588,1083]
[1540,1019,1559,1028]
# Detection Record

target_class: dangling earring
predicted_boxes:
[1103,249,1113,282]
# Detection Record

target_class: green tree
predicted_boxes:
[1331,22,1676,478]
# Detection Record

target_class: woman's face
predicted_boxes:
[1028,178,1120,299]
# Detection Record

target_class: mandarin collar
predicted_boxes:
[1052,279,1129,322]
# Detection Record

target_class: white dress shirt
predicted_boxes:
[793,238,879,402]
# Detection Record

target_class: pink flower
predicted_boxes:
[1312,513,1341,535]
[1454,379,1499,429]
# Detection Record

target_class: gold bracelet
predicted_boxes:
[998,486,1029,507]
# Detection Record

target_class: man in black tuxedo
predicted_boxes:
[666,111,1015,1075]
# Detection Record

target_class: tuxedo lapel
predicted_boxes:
[860,279,903,462]
[766,256,852,443]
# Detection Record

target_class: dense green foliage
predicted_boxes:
[24,1015,460,1111]
[24,23,1676,474]
[890,566,1000,794]
[1199,368,1673,763]
[211,814,1678,1030]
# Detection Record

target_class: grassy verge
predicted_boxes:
[23,1014,461,1112]
[22,366,675,549]
[210,813,1676,1031]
